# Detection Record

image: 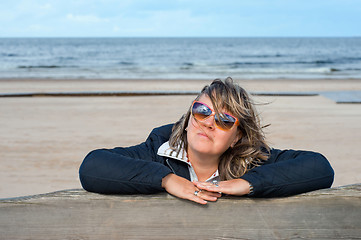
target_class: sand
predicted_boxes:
[0,78,360,198]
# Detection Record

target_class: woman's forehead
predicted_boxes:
[197,94,231,113]
[197,94,212,105]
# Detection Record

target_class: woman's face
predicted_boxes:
[186,94,241,160]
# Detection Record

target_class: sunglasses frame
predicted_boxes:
[191,100,239,131]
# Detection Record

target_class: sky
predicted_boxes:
[1,0,360,37]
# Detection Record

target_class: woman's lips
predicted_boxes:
[198,132,212,140]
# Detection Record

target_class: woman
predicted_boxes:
[79,77,334,205]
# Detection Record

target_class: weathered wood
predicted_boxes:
[1,184,360,240]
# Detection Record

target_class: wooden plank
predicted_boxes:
[1,184,360,239]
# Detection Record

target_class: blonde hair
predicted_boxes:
[169,77,270,180]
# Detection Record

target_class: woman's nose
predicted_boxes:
[201,114,215,129]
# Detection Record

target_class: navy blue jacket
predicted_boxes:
[79,124,334,197]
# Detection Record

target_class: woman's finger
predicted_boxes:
[190,190,218,203]
[209,191,222,197]
[194,181,224,193]
[189,190,208,204]
[196,190,219,202]
[193,181,214,187]
[197,179,251,196]
[197,188,222,198]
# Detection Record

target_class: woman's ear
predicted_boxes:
[230,138,238,148]
[230,130,242,148]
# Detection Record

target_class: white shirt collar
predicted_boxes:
[157,141,219,182]
[157,141,188,163]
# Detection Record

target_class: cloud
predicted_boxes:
[66,14,110,23]
[116,9,208,36]
[1,0,360,37]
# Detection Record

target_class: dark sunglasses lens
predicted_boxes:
[192,102,211,120]
[215,114,236,130]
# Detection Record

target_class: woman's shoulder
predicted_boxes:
[146,123,174,144]
[150,124,174,137]
[268,148,328,163]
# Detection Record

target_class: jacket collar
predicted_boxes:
[157,141,188,163]
[157,141,190,179]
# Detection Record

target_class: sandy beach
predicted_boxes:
[0,78,360,198]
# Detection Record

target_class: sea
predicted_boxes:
[0,37,361,80]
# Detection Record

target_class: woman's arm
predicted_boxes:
[240,149,334,197]
[79,124,174,194]
[79,124,221,204]
[195,149,334,198]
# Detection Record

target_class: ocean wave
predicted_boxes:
[180,62,194,69]
[252,67,341,74]
[345,67,361,71]
[179,65,345,74]
[342,57,361,61]
[221,57,361,68]
[1,37,361,79]
[311,60,334,64]
[177,61,348,72]
[224,60,338,68]
[227,62,276,67]
[17,65,77,69]
[118,61,135,65]
[1,53,19,57]
[56,56,77,61]
[237,54,284,58]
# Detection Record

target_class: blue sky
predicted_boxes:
[1,0,360,37]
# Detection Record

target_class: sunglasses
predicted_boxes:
[191,101,239,131]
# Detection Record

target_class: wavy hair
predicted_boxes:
[169,77,270,180]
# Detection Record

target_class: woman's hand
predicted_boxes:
[162,174,221,205]
[193,179,251,196]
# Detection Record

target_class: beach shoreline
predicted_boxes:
[1,78,360,198]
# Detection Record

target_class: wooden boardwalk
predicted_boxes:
[1,184,360,240]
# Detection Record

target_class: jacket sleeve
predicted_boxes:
[79,124,173,194]
[240,149,334,197]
